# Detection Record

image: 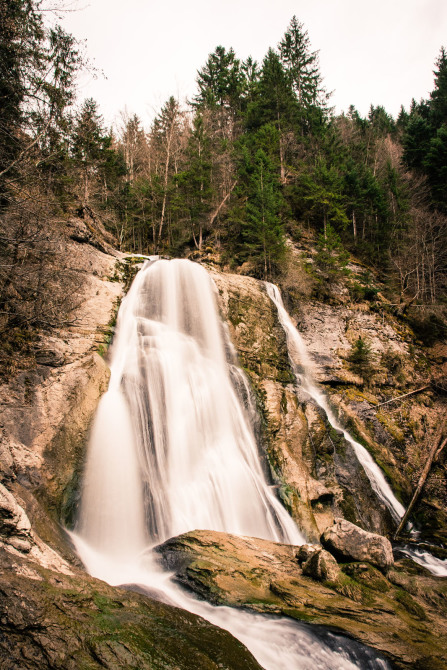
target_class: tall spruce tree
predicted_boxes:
[194,46,245,112]
[241,148,285,277]
[71,98,110,209]
[279,17,327,109]
[0,0,81,197]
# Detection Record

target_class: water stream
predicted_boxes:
[265,282,406,524]
[72,259,391,669]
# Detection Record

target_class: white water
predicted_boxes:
[397,546,447,576]
[265,283,406,524]
[73,259,390,669]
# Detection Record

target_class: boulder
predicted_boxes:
[295,543,320,564]
[321,518,394,570]
[302,549,341,582]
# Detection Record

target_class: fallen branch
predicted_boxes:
[394,431,447,539]
[209,181,237,227]
[375,386,430,408]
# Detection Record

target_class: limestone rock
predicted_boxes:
[0,482,32,540]
[0,544,262,670]
[321,518,394,570]
[302,548,341,582]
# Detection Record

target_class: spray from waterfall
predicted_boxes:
[265,282,406,524]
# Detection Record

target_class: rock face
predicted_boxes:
[321,518,394,570]
[156,529,447,670]
[0,543,262,670]
[0,222,122,528]
[213,269,398,539]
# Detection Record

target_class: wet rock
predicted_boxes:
[321,518,394,570]
[302,548,341,582]
[0,544,262,670]
[155,529,447,670]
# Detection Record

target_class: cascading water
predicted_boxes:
[265,283,406,524]
[72,258,391,669]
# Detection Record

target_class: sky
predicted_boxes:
[59,0,447,130]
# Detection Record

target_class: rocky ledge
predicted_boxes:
[0,541,262,670]
[155,528,447,670]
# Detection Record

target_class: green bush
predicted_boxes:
[348,337,374,373]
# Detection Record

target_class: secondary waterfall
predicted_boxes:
[265,283,405,524]
[73,259,390,670]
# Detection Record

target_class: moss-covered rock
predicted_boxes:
[156,529,447,670]
[0,545,263,670]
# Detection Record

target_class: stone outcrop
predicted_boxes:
[213,269,398,539]
[0,543,262,670]
[321,518,394,570]
[0,235,445,670]
[156,529,447,670]
[0,221,122,531]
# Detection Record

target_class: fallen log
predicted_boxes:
[394,430,447,539]
[375,385,430,408]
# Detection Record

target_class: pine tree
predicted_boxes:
[315,222,349,277]
[429,47,447,128]
[71,98,110,209]
[241,148,285,277]
[174,113,213,249]
[0,0,81,196]
[278,17,328,110]
[194,46,245,112]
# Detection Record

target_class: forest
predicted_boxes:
[1,0,446,373]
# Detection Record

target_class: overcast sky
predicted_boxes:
[60,0,446,129]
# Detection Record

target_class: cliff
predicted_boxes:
[0,228,446,668]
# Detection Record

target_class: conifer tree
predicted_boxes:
[0,0,81,197]
[71,98,110,209]
[194,46,245,112]
[241,148,285,277]
[278,17,328,110]
[174,113,213,249]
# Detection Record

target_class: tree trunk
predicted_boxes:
[394,431,447,538]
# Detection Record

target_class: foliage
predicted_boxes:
[314,224,350,280]
[348,337,375,373]
[1,5,447,336]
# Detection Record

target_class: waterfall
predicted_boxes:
[265,283,405,524]
[73,259,390,670]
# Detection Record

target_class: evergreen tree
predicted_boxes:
[241,148,285,277]
[174,113,214,249]
[278,16,327,109]
[429,47,447,128]
[348,336,374,374]
[315,223,350,280]
[71,98,110,209]
[194,46,245,112]
[0,0,81,196]
[250,49,297,128]
[403,48,447,211]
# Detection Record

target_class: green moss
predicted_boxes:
[376,411,405,444]
[338,490,359,524]
[282,608,317,622]
[325,573,376,605]
[96,296,121,358]
[395,589,428,620]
